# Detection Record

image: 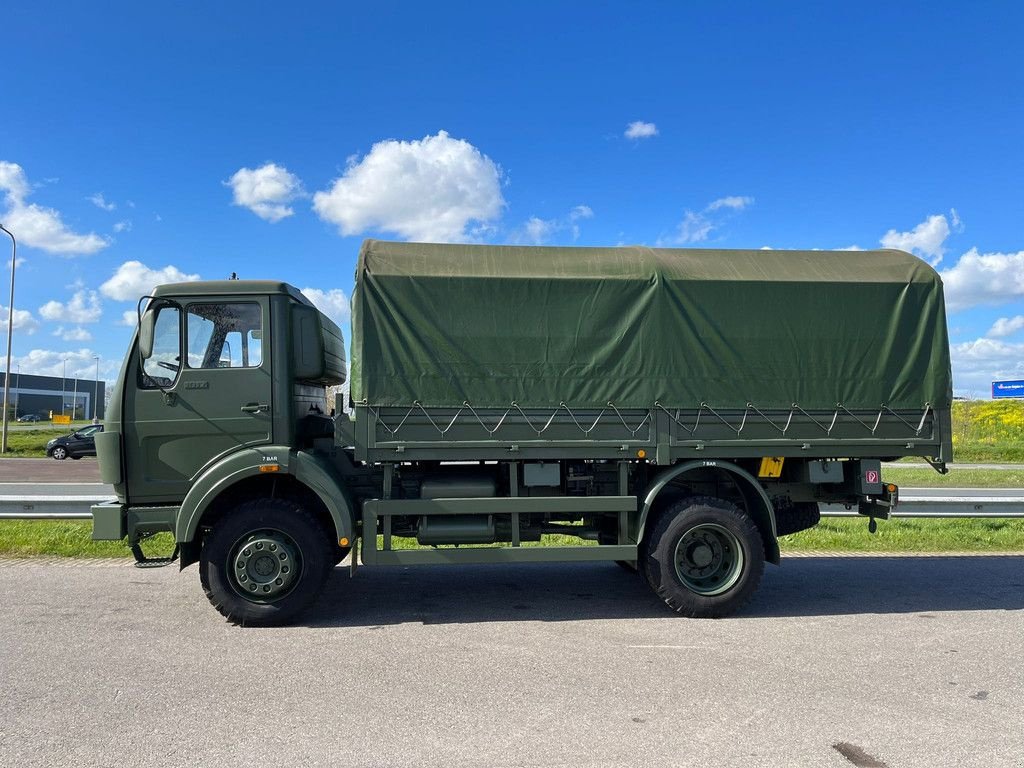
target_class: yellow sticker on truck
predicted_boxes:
[758,456,785,478]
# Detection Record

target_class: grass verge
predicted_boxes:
[3,518,1023,559]
[883,466,1024,488]
[0,521,173,558]
[781,517,1024,552]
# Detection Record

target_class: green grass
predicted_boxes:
[4,429,66,457]
[0,521,177,558]
[782,517,1024,552]
[883,466,1024,488]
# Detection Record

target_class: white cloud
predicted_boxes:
[0,162,31,200]
[707,196,754,212]
[950,208,964,233]
[313,131,505,242]
[100,261,200,301]
[880,213,951,266]
[516,204,594,245]
[674,210,715,244]
[120,309,137,327]
[624,121,658,139]
[523,216,555,245]
[53,325,92,341]
[941,248,1024,312]
[88,193,116,211]
[39,290,102,324]
[660,195,755,246]
[0,161,109,255]
[227,163,304,223]
[987,315,1024,338]
[13,348,115,379]
[0,306,39,335]
[113,220,132,233]
[300,288,351,326]
[950,337,1024,395]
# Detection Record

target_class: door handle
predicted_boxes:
[240,403,271,414]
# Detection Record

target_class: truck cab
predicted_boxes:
[94,281,347,564]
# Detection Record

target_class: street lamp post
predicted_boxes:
[73,376,79,421]
[61,357,67,417]
[0,222,16,454]
[93,356,100,422]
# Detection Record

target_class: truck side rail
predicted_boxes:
[352,401,949,463]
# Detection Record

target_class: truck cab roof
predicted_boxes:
[152,280,313,306]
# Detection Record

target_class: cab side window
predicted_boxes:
[141,306,182,388]
[186,303,263,369]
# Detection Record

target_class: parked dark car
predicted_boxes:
[17,414,42,422]
[47,424,104,460]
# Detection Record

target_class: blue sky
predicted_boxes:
[2,2,1022,396]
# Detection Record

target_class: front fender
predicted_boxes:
[175,446,354,545]
[638,459,780,565]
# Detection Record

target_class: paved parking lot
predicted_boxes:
[2,555,1022,767]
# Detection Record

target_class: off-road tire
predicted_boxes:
[200,498,333,626]
[643,496,765,618]
[774,502,821,537]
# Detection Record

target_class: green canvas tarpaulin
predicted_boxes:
[350,239,952,411]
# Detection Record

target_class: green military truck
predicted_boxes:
[92,240,953,625]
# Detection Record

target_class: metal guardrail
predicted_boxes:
[1,494,1023,521]
[822,495,1024,519]
[0,496,108,520]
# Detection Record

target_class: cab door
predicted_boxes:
[124,298,272,504]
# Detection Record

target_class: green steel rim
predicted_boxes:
[227,529,302,603]
[673,523,744,596]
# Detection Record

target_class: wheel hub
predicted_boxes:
[673,523,744,596]
[230,531,300,602]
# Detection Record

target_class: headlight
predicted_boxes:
[46,439,57,448]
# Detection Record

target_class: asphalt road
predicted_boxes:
[1,556,1022,767]
[0,457,100,483]
[0,482,113,497]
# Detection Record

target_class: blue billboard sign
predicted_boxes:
[992,380,1024,399]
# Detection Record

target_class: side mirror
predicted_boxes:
[139,307,156,359]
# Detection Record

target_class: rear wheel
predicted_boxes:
[774,501,820,536]
[200,498,333,626]
[643,496,764,618]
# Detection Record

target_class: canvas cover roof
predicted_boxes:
[350,240,952,410]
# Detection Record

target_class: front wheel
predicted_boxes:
[50,446,67,460]
[643,496,765,618]
[199,498,333,626]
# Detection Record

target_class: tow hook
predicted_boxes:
[131,534,181,568]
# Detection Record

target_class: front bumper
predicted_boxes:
[92,501,125,540]
[91,502,179,542]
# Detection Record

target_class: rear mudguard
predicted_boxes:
[638,459,780,565]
